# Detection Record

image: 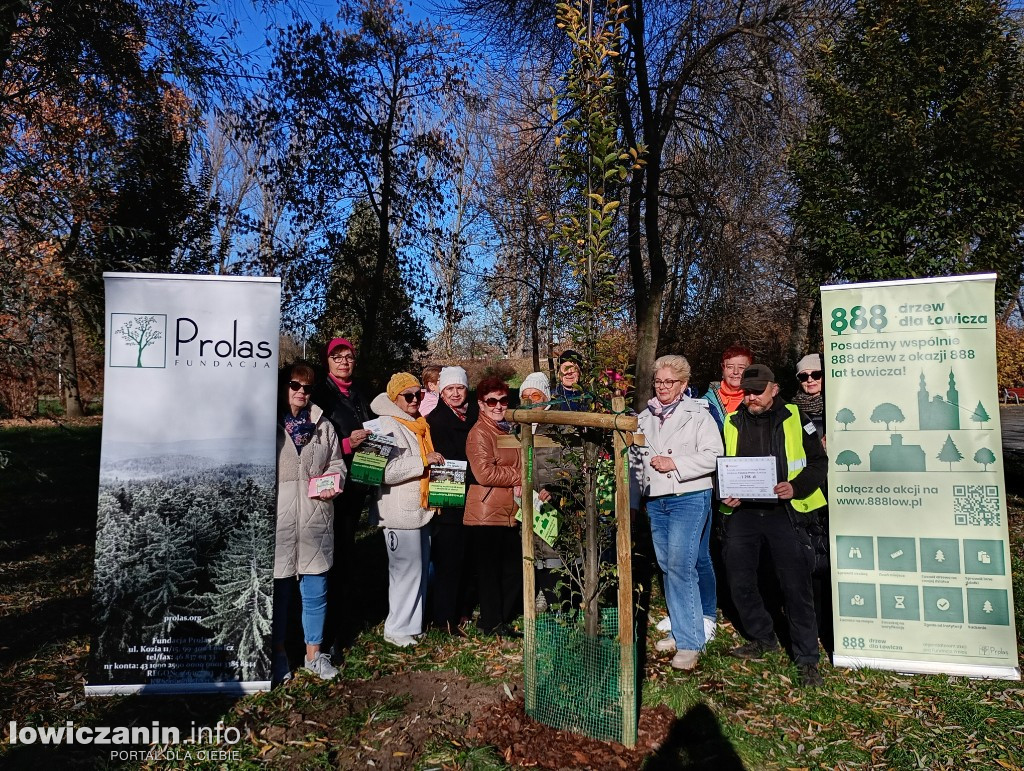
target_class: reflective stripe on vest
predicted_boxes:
[720,404,826,514]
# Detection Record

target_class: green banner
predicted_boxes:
[822,274,1019,679]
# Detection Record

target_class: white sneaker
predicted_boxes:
[656,616,672,632]
[703,616,717,643]
[654,636,677,652]
[670,649,699,670]
[384,633,419,648]
[303,652,338,680]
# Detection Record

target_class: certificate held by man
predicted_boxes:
[717,456,777,499]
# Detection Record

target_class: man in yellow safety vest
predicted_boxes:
[719,363,828,687]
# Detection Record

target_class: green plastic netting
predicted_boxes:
[524,607,637,745]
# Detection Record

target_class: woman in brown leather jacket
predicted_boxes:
[465,375,549,636]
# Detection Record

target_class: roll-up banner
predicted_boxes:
[822,274,1019,679]
[86,273,281,695]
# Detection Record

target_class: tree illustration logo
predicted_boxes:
[109,313,167,368]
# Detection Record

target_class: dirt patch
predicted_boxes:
[242,670,507,769]
[470,698,676,770]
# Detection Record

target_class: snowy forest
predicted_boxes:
[89,461,275,684]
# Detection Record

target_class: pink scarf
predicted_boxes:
[647,396,682,425]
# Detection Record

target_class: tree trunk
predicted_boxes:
[789,272,818,364]
[63,304,85,418]
[583,436,601,637]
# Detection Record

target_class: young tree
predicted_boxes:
[836,449,861,470]
[870,402,905,431]
[937,434,964,471]
[790,0,1024,306]
[835,407,856,430]
[974,447,996,470]
[548,0,641,637]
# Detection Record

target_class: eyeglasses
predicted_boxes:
[653,379,682,388]
[483,396,510,407]
[289,381,314,394]
[399,391,421,403]
[329,353,355,363]
[521,390,546,403]
[797,370,823,383]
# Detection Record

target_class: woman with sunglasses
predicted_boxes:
[273,361,347,683]
[791,354,825,444]
[790,353,832,654]
[465,375,550,636]
[370,373,445,647]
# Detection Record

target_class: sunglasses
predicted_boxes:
[289,381,314,394]
[742,386,767,396]
[797,370,823,383]
[483,396,510,407]
[521,391,546,403]
[399,391,421,403]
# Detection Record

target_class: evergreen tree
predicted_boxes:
[937,434,964,470]
[204,507,275,681]
[317,201,427,388]
[136,511,200,639]
[791,0,1024,303]
[972,400,991,428]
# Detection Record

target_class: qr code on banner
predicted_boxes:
[953,485,1000,526]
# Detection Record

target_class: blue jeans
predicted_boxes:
[696,500,716,620]
[647,489,711,651]
[272,573,329,647]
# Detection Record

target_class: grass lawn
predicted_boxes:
[1,420,1022,769]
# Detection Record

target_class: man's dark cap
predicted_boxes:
[740,364,775,392]
[559,349,583,367]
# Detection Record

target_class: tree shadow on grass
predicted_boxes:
[642,702,747,771]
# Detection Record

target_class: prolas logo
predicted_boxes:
[175,318,272,360]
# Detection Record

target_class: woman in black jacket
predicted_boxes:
[311,337,374,650]
[425,366,478,634]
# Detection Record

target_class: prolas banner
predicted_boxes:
[86,273,281,695]
[822,274,1019,679]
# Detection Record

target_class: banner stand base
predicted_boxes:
[85,681,271,697]
[834,655,1020,681]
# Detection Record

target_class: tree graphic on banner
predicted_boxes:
[836,450,861,470]
[115,315,162,367]
[836,408,856,430]
[974,447,996,470]
[937,434,964,471]
[870,403,905,431]
[204,500,274,680]
[972,401,991,429]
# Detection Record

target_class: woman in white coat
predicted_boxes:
[630,355,723,670]
[370,373,444,647]
[274,361,346,683]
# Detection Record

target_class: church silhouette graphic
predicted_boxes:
[870,434,927,472]
[918,370,959,430]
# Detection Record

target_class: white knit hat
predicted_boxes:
[438,366,469,391]
[796,353,822,373]
[519,371,551,401]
